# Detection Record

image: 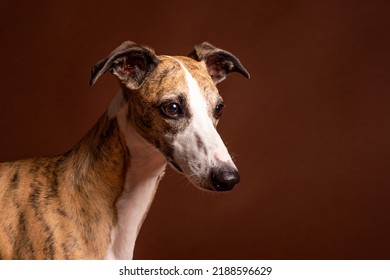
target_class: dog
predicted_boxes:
[0,41,249,259]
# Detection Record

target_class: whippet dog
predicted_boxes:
[0,41,249,259]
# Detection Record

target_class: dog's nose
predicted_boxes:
[211,168,240,191]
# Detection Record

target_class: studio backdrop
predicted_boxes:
[0,0,389,259]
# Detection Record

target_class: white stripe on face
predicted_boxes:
[165,56,237,189]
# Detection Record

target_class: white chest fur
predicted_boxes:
[105,91,167,259]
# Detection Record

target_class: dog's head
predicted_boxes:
[90,41,249,191]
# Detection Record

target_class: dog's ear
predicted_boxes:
[189,42,250,84]
[89,41,161,89]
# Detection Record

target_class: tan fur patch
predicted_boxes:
[0,115,128,259]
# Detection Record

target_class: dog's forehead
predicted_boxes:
[142,56,219,101]
[174,56,218,94]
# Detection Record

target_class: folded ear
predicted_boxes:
[89,41,161,89]
[189,42,250,84]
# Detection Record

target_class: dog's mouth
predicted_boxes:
[168,159,240,192]
[168,160,184,173]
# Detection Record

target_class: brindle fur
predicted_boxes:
[0,41,249,259]
[0,115,127,259]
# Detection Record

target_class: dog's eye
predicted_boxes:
[160,102,182,118]
[214,103,224,119]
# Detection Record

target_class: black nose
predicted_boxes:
[211,168,240,191]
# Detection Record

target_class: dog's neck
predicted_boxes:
[63,89,166,259]
[105,90,167,259]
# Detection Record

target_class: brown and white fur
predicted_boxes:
[0,41,249,259]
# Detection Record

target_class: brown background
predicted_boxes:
[1,1,389,259]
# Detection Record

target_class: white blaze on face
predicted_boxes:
[167,56,236,185]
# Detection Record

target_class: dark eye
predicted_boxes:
[214,102,224,119]
[160,102,182,118]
